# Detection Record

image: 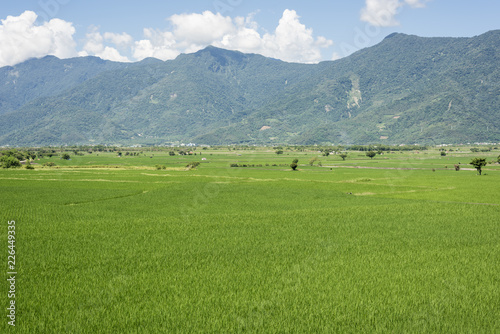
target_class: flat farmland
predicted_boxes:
[1,148,499,332]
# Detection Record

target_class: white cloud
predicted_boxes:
[133,29,179,61]
[169,11,235,45]
[360,0,402,27]
[0,11,77,67]
[133,9,332,64]
[404,0,429,8]
[103,32,133,47]
[1,9,334,66]
[80,26,130,62]
[360,0,430,27]
[262,9,333,63]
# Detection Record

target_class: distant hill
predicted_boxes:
[0,30,498,146]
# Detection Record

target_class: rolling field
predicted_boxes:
[1,148,499,332]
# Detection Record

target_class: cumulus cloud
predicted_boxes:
[79,26,130,62]
[103,32,133,47]
[361,0,430,27]
[0,11,77,67]
[1,9,333,66]
[133,9,332,64]
[261,9,333,63]
[133,29,179,61]
[170,11,235,45]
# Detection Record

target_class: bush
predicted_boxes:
[290,162,298,170]
[61,153,71,160]
[230,163,239,167]
[43,162,56,167]
[186,162,201,170]
[25,162,35,170]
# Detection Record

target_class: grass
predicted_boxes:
[1,148,499,332]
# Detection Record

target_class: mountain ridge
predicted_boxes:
[0,30,498,146]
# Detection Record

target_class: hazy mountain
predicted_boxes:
[0,30,498,146]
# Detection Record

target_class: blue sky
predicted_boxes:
[0,0,498,67]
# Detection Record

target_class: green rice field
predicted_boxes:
[1,147,499,332]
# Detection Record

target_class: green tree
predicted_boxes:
[470,158,487,175]
[169,151,176,156]
[309,157,318,166]
[61,153,71,160]
[339,153,348,161]
[0,156,21,168]
[366,151,376,159]
[275,150,283,155]
[440,151,446,156]
[290,159,299,170]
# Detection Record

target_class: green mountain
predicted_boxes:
[0,30,498,146]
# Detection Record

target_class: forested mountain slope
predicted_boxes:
[0,30,498,146]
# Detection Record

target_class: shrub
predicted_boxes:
[61,153,71,160]
[186,162,201,170]
[43,162,56,167]
[230,163,239,167]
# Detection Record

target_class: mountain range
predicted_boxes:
[0,30,499,146]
